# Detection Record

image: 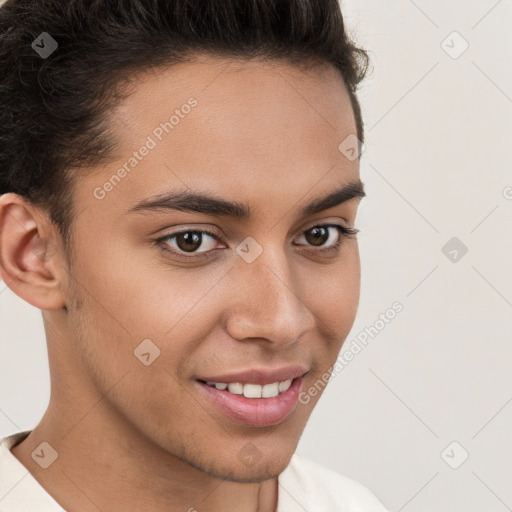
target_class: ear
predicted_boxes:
[0,193,66,310]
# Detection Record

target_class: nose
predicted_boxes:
[223,247,316,348]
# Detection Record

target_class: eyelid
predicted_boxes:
[300,217,352,231]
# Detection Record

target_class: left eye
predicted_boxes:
[294,224,345,248]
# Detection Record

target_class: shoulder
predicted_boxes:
[277,453,389,512]
[0,431,66,512]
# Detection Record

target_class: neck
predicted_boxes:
[11,400,278,512]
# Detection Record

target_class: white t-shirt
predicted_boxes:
[0,430,388,511]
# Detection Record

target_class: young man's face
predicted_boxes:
[44,56,363,481]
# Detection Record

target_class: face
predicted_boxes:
[48,56,364,482]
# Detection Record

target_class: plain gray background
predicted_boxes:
[1,1,511,511]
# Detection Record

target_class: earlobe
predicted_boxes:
[0,193,66,310]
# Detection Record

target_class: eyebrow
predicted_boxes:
[126,180,366,219]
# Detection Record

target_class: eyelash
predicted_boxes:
[155,223,359,261]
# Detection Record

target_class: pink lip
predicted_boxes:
[196,376,304,427]
[196,365,308,386]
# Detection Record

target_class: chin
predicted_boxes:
[188,451,291,484]
[207,462,283,484]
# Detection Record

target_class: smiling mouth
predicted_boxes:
[195,375,306,428]
[196,378,294,399]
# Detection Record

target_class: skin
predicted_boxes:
[0,55,363,512]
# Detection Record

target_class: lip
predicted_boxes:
[196,376,305,427]
[196,365,309,386]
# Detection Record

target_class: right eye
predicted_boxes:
[155,228,224,259]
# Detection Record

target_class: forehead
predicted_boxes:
[77,55,359,218]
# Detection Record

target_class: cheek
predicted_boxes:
[72,237,215,336]
[68,254,230,407]
[65,266,206,444]
[307,245,361,345]
[297,249,360,406]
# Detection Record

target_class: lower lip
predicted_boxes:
[196,377,303,427]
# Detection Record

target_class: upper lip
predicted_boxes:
[196,365,309,386]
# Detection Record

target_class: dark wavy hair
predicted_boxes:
[0,0,369,250]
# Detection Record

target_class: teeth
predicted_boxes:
[205,379,294,398]
[262,382,279,398]
[279,379,292,393]
[243,383,262,398]
[227,382,243,395]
